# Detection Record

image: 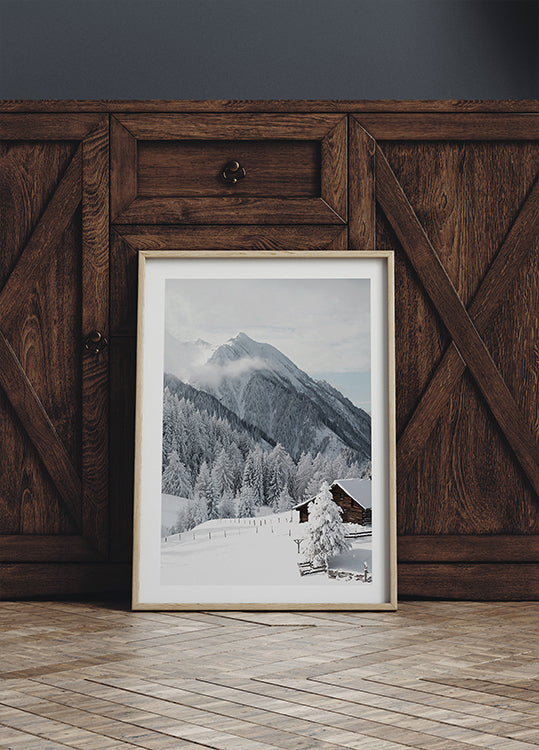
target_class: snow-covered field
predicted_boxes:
[160,511,372,586]
[161,494,188,532]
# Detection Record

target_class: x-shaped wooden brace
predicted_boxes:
[376,147,539,496]
[0,147,83,527]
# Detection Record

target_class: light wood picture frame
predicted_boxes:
[132,251,396,610]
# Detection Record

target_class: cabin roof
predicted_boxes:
[333,479,372,509]
[293,478,372,510]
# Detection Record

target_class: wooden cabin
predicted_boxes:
[294,479,372,525]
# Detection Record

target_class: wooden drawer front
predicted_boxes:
[111,114,346,224]
[138,140,320,198]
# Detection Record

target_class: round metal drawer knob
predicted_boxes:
[221,160,246,184]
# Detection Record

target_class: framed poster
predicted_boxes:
[132,251,396,610]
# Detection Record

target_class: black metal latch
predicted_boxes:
[84,330,108,354]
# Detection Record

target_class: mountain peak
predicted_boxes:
[177,331,371,462]
[229,331,253,344]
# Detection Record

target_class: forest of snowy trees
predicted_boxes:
[161,387,370,534]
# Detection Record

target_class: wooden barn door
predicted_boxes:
[351,114,539,598]
[0,115,119,596]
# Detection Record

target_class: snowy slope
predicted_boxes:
[184,332,371,461]
[160,512,372,586]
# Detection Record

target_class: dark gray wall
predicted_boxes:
[0,0,537,100]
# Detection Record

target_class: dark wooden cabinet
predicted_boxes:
[0,101,537,599]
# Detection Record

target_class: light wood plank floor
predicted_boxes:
[0,601,537,749]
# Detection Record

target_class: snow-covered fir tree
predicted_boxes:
[162,388,266,490]
[162,380,368,525]
[211,447,235,498]
[193,461,218,520]
[174,491,208,533]
[241,448,264,504]
[266,443,295,507]
[277,486,294,512]
[302,481,351,568]
[328,452,350,482]
[162,450,191,498]
[360,460,372,479]
[188,493,208,529]
[173,509,186,534]
[237,484,257,518]
[295,451,313,500]
[218,492,236,518]
[227,443,245,495]
[302,452,331,499]
[162,389,181,471]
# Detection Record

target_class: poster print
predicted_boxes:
[133,251,396,609]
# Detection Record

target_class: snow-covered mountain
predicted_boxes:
[164,372,275,449]
[164,333,215,382]
[166,332,370,463]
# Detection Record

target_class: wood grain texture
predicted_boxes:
[116,225,347,251]
[17,214,83,534]
[376,145,539,497]
[0,601,538,750]
[137,139,321,198]
[109,338,136,563]
[404,372,537,537]
[111,227,347,336]
[0,394,70,536]
[358,113,539,139]
[115,113,345,139]
[3,99,539,112]
[110,229,138,337]
[0,535,99,562]
[0,146,82,328]
[114,196,345,225]
[2,102,539,599]
[0,116,113,589]
[0,141,79,303]
[378,209,450,446]
[110,116,137,220]
[486,236,539,458]
[398,171,539,476]
[0,332,82,528]
[327,230,348,250]
[112,114,347,225]
[398,535,539,562]
[82,119,109,557]
[320,116,347,220]
[349,117,376,248]
[399,564,539,599]
[0,140,82,537]
[376,139,539,538]
[0,565,130,598]
[0,114,102,139]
